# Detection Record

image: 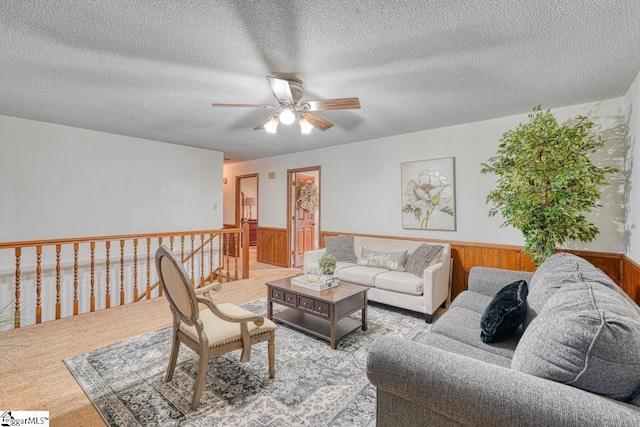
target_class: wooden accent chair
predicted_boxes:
[155,245,276,409]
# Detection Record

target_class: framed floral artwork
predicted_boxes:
[401,157,456,230]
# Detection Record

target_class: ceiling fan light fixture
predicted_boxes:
[264,116,279,134]
[298,116,313,134]
[279,105,296,125]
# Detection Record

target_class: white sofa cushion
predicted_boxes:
[374,271,423,296]
[338,265,388,286]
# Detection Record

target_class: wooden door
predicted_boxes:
[294,173,316,267]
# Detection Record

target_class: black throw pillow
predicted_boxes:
[480,280,529,343]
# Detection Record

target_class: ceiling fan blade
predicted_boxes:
[266,76,294,104]
[302,97,361,111]
[253,114,278,130]
[304,112,334,131]
[212,103,277,109]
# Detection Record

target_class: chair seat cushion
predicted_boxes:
[180,303,275,348]
[374,271,423,295]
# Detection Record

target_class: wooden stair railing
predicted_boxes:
[0,225,250,330]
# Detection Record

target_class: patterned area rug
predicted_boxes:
[65,299,431,426]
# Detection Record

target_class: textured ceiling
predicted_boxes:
[1,1,639,162]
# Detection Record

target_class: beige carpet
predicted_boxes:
[0,263,300,427]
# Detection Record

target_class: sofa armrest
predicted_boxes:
[468,266,534,297]
[302,248,326,274]
[421,261,448,315]
[367,336,640,427]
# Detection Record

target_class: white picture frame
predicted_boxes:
[401,157,456,231]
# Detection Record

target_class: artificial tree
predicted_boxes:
[481,106,617,266]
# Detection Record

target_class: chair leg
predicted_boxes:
[268,330,275,379]
[191,352,208,410]
[165,330,180,382]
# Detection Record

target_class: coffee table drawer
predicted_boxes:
[271,288,285,301]
[313,301,329,317]
[283,292,297,307]
[298,296,314,311]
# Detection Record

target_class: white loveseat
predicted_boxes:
[303,235,451,322]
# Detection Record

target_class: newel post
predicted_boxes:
[242,221,250,279]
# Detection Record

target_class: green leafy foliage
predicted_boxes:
[318,254,337,275]
[481,106,617,266]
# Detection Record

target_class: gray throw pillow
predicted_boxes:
[404,244,444,277]
[324,235,356,263]
[511,281,640,402]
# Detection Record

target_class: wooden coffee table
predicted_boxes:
[266,277,368,349]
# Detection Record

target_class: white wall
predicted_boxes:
[0,115,224,241]
[625,69,640,262]
[224,98,626,253]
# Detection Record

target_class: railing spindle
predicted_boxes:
[180,235,185,262]
[120,240,125,305]
[90,242,95,312]
[226,235,232,281]
[36,246,42,324]
[236,232,240,280]
[218,234,223,283]
[190,234,195,285]
[56,244,61,319]
[209,233,214,283]
[14,248,21,329]
[105,241,111,308]
[170,235,174,251]
[200,234,205,286]
[146,238,151,299]
[73,243,79,315]
[133,239,138,301]
[157,237,163,296]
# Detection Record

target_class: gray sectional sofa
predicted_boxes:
[367,253,640,426]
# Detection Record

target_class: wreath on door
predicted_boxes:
[297,184,319,212]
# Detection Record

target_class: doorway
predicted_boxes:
[236,174,258,249]
[287,166,321,267]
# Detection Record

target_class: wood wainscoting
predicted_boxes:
[622,255,640,304]
[320,231,639,304]
[257,227,289,267]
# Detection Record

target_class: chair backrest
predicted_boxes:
[155,245,199,326]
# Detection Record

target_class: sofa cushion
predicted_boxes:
[449,291,493,314]
[374,271,423,296]
[431,307,521,360]
[337,265,388,286]
[404,244,444,277]
[480,280,528,343]
[525,252,619,329]
[335,261,357,271]
[418,331,512,368]
[512,281,640,402]
[358,247,408,271]
[325,235,356,263]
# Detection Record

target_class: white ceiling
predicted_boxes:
[1,1,639,162]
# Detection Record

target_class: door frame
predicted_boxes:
[235,173,259,227]
[287,166,321,268]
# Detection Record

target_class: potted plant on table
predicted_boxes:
[481,106,617,266]
[318,254,337,285]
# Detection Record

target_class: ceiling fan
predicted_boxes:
[212,76,360,134]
